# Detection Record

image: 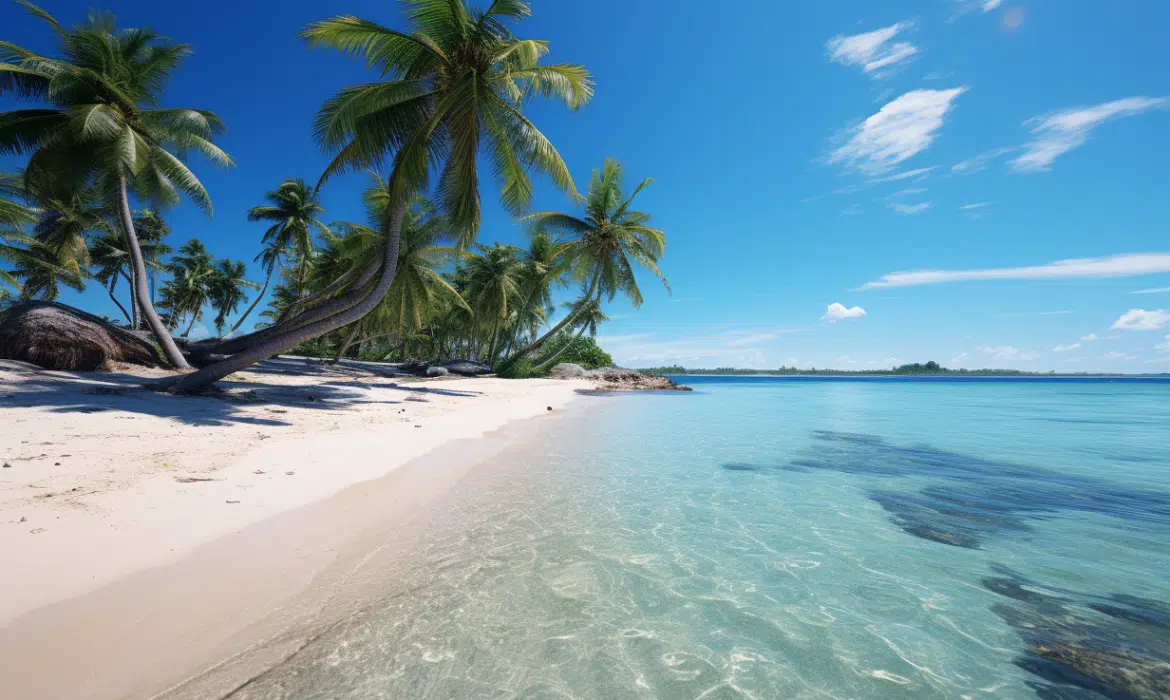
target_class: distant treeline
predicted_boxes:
[639,362,1153,377]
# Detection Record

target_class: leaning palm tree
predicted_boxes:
[246,178,329,295]
[172,0,590,391]
[167,239,216,337]
[504,158,668,368]
[532,294,608,372]
[0,2,233,368]
[89,229,134,324]
[208,259,259,336]
[229,238,282,334]
[462,243,526,363]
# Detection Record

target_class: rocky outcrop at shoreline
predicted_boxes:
[548,363,692,391]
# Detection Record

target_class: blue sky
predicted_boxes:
[3,0,1169,371]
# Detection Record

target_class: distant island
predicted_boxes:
[639,362,1170,378]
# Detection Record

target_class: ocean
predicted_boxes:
[221,377,1170,699]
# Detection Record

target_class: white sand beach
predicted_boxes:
[0,357,590,699]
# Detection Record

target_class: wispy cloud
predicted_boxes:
[1103,351,1138,361]
[888,202,932,215]
[1052,343,1081,352]
[859,253,1170,290]
[724,329,802,347]
[1081,334,1099,341]
[830,88,967,174]
[826,23,919,77]
[951,352,969,364]
[1156,335,1170,352]
[960,202,991,210]
[979,345,1040,361]
[952,146,1018,175]
[1040,310,1073,316]
[822,302,867,323]
[1012,97,1169,172]
[869,167,937,183]
[835,355,860,365]
[1131,286,1170,295]
[1111,309,1170,331]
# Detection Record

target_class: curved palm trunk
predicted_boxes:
[182,312,199,338]
[333,324,360,362]
[534,323,590,373]
[229,267,272,334]
[107,274,132,325]
[486,317,502,365]
[503,277,599,369]
[116,173,190,369]
[169,202,407,393]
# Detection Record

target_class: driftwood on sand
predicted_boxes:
[0,301,162,371]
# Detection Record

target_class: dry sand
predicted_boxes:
[0,357,588,628]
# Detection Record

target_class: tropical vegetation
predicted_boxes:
[0,0,670,387]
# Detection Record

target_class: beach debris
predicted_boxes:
[174,476,216,483]
[19,516,26,522]
[253,469,265,475]
[29,528,45,534]
[54,462,60,466]
[2,462,10,468]
[285,471,295,475]
[225,500,240,504]
[547,406,553,411]
[415,424,421,428]
[426,366,450,377]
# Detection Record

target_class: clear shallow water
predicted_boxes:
[227,378,1170,699]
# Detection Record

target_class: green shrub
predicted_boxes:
[497,358,536,379]
[538,335,613,370]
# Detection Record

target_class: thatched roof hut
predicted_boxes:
[0,301,163,371]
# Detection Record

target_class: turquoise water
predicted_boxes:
[226,378,1170,699]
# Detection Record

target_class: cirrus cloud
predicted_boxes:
[859,253,1170,290]
[826,23,919,77]
[1012,97,1169,172]
[829,88,967,174]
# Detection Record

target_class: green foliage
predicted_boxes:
[496,357,535,379]
[537,334,612,370]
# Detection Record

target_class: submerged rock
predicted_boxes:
[0,301,162,371]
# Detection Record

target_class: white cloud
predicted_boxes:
[829,88,967,174]
[1156,335,1170,352]
[869,167,937,183]
[826,23,919,77]
[1131,286,1170,294]
[952,146,1017,175]
[950,352,969,364]
[1052,343,1081,352]
[835,355,859,365]
[979,345,1040,361]
[1039,310,1073,316]
[822,302,867,323]
[960,202,991,210]
[1111,309,1170,331]
[1012,97,1169,172]
[1081,333,1099,341]
[860,253,1170,290]
[885,357,901,364]
[725,332,783,347]
[1103,351,1138,361]
[889,201,931,215]
[982,0,1004,9]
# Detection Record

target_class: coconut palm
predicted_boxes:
[132,209,172,306]
[533,294,608,372]
[229,238,282,334]
[166,239,215,337]
[0,2,233,368]
[208,259,259,336]
[0,171,38,295]
[89,229,133,323]
[505,158,668,368]
[462,243,526,363]
[9,186,109,300]
[246,178,329,295]
[506,231,570,355]
[174,0,590,391]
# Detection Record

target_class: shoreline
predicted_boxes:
[0,359,594,699]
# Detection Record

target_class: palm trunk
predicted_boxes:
[535,323,590,373]
[230,267,272,334]
[169,200,407,393]
[182,312,199,337]
[333,324,360,362]
[486,317,502,365]
[116,172,190,369]
[127,266,139,329]
[502,276,599,369]
[107,275,132,325]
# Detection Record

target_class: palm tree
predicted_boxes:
[504,158,668,368]
[174,0,590,391]
[533,294,608,372]
[89,229,134,324]
[208,259,259,336]
[132,209,172,306]
[167,239,215,337]
[0,2,233,368]
[9,187,108,300]
[0,172,38,296]
[246,179,329,295]
[229,238,282,334]
[462,243,526,363]
[506,231,570,355]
